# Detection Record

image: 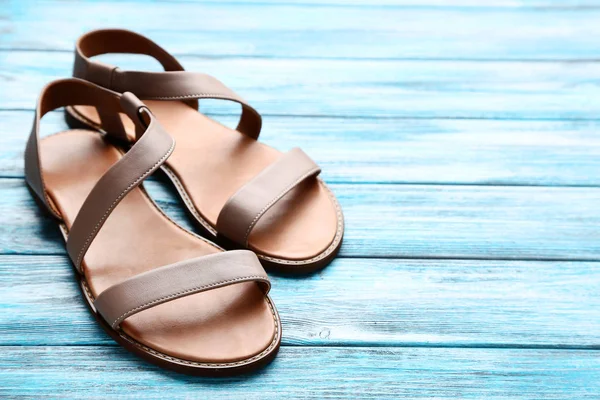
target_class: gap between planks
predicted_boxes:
[2,345,600,400]
[2,251,600,263]
[1,342,599,351]
[4,255,600,348]
[4,175,600,189]
[9,109,600,123]
[5,48,600,63]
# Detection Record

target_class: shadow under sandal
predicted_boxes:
[25,78,281,375]
[66,29,344,273]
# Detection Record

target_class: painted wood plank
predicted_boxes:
[2,178,600,260]
[4,1,600,60]
[1,346,599,398]
[2,255,599,348]
[134,0,600,7]
[10,0,599,7]
[4,111,600,186]
[4,52,600,120]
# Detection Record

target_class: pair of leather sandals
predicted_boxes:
[25,29,344,375]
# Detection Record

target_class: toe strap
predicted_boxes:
[93,250,269,329]
[216,148,321,247]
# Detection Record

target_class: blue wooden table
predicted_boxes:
[2,0,600,398]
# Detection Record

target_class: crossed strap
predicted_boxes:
[25,78,270,330]
[73,29,323,248]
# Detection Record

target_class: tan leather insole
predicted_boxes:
[73,102,338,261]
[40,130,276,363]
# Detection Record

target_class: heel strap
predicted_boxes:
[73,29,262,139]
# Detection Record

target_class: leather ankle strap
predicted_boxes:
[72,29,263,139]
[73,29,186,85]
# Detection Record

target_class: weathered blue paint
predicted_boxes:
[2,112,600,186]
[1,178,599,260]
[2,346,600,398]
[4,1,600,60]
[5,52,600,120]
[1,0,599,397]
[2,255,600,348]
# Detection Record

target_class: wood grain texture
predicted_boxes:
[3,111,600,186]
[4,1,600,60]
[7,0,599,7]
[2,346,600,399]
[4,178,599,260]
[2,255,600,348]
[147,0,600,6]
[3,0,600,397]
[4,51,600,120]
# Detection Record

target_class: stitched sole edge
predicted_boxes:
[78,272,282,376]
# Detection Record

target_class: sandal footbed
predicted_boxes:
[37,129,280,370]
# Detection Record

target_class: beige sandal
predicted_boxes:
[65,29,344,273]
[25,78,281,375]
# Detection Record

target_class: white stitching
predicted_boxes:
[143,94,240,101]
[74,140,175,269]
[111,274,268,328]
